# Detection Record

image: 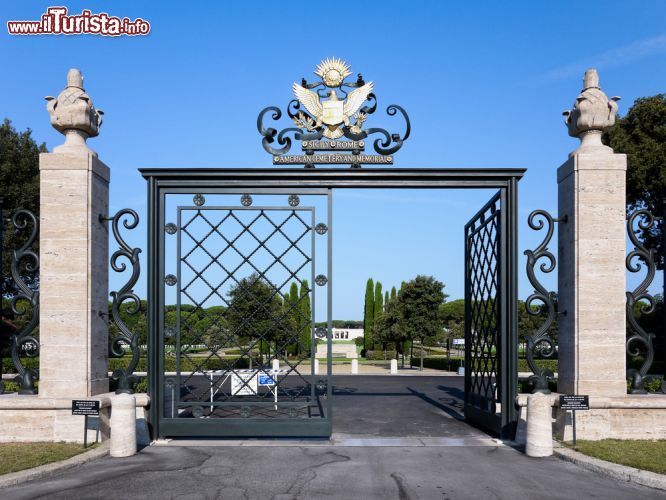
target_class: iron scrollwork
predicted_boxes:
[524,210,564,394]
[103,209,142,394]
[8,209,40,394]
[258,99,410,158]
[257,58,410,166]
[625,209,658,394]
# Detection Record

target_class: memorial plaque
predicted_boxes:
[72,400,100,416]
[559,395,589,411]
[274,154,392,165]
[301,140,365,151]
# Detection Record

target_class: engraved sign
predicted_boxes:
[559,395,589,411]
[72,400,100,416]
[302,140,365,151]
[274,154,393,165]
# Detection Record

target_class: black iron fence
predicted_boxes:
[625,206,665,393]
[0,198,40,395]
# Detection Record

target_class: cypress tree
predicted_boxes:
[374,282,383,326]
[384,291,389,309]
[391,286,397,303]
[288,282,299,354]
[363,278,375,351]
[299,280,311,355]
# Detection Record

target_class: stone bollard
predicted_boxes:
[272,359,280,371]
[314,359,319,375]
[390,359,398,374]
[110,393,137,458]
[351,359,358,374]
[525,393,553,457]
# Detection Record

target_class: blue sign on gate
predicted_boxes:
[258,374,275,386]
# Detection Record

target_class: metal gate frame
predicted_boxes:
[464,190,518,438]
[141,168,523,440]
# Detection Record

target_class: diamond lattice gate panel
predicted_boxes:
[155,191,332,438]
[464,190,518,438]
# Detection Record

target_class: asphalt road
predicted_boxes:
[1,375,660,499]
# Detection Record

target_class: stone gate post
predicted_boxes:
[38,68,109,398]
[557,69,627,398]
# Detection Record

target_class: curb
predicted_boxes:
[554,446,666,491]
[0,442,109,489]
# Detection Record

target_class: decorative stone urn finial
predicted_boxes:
[563,69,620,157]
[45,68,104,156]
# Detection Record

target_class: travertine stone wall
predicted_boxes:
[38,151,109,398]
[557,153,627,397]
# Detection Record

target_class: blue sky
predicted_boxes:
[2,1,665,319]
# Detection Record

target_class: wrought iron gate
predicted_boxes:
[464,190,518,438]
[150,189,332,438]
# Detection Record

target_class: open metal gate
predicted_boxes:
[464,190,518,438]
[149,188,332,438]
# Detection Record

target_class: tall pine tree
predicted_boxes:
[363,278,375,351]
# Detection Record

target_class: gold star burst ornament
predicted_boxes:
[292,58,373,139]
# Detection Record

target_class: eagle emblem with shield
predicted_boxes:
[292,58,374,139]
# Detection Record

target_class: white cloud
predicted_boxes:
[543,33,666,81]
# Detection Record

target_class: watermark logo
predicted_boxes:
[7,7,151,36]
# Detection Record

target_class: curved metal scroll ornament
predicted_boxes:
[8,209,40,394]
[523,210,559,394]
[625,209,657,394]
[257,99,410,157]
[106,209,142,394]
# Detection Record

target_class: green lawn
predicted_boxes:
[0,442,95,475]
[566,440,666,475]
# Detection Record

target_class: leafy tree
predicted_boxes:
[1,119,45,296]
[604,94,666,269]
[225,273,286,361]
[399,275,448,370]
[363,278,374,351]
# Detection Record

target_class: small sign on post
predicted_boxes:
[559,395,589,449]
[72,400,100,448]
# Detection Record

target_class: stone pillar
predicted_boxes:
[110,394,137,457]
[351,359,358,374]
[558,69,626,397]
[39,69,109,398]
[390,359,398,374]
[525,394,553,457]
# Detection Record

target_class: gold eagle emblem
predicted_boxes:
[292,58,373,139]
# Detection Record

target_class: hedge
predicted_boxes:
[409,356,464,371]
[517,358,558,373]
[364,350,397,360]
[108,356,250,372]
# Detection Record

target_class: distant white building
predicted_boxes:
[332,328,363,341]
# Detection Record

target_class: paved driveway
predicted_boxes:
[1,375,661,499]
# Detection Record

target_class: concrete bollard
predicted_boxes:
[110,393,137,458]
[314,359,319,375]
[272,359,280,371]
[351,359,358,374]
[390,359,398,374]
[525,393,553,457]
